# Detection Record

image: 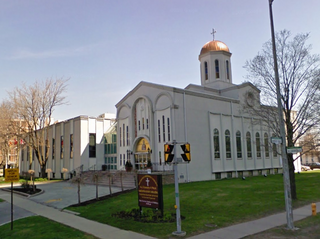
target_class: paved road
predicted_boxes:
[28,181,123,209]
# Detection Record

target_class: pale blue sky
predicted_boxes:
[1,0,319,120]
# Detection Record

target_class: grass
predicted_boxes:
[0,216,98,239]
[66,171,320,238]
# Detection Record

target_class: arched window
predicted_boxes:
[272,134,277,157]
[256,132,261,158]
[215,59,220,78]
[204,61,208,80]
[225,129,231,158]
[236,131,242,158]
[226,60,230,80]
[264,133,269,158]
[213,129,220,159]
[246,132,252,158]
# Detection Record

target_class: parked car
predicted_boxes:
[301,165,311,171]
[309,162,320,170]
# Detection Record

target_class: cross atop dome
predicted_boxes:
[211,28,217,41]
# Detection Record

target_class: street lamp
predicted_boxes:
[268,0,294,229]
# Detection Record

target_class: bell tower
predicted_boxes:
[199,31,232,87]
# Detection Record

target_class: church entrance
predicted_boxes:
[134,138,151,170]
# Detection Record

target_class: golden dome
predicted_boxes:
[200,40,230,55]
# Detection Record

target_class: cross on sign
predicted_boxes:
[146,178,150,186]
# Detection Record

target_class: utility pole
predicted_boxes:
[268,0,294,229]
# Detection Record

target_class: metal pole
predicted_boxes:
[172,140,186,236]
[11,181,13,230]
[268,0,294,229]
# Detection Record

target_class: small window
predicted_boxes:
[215,59,220,78]
[167,118,171,142]
[225,130,231,158]
[215,173,221,180]
[256,132,261,158]
[142,118,145,130]
[123,124,125,146]
[158,120,161,142]
[119,127,122,147]
[89,133,96,158]
[52,138,55,159]
[126,126,129,146]
[226,60,230,80]
[60,136,64,159]
[204,61,208,80]
[236,131,242,158]
[70,134,73,158]
[162,116,166,142]
[146,119,149,129]
[213,128,220,159]
[138,121,141,131]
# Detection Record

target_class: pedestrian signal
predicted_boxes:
[164,144,174,163]
[181,143,191,162]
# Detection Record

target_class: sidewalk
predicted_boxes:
[188,202,320,239]
[0,189,155,239]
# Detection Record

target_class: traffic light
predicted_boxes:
[181,143,191,162]
[164,144,174,163]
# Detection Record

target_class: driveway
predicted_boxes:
[28,181,123,209]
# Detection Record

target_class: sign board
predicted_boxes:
[287,147,302,154]
[138,174,163,210]
[5,168,20,182]
[271,137,282,144]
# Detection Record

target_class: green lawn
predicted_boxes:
[0,216,98,239]
[66,171,320,238]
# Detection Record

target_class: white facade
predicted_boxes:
[19,115,115,179]
[116,39,283,182]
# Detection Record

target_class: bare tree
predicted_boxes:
[8,78,68,178]
[92,171,102,200]
[244,30,320,199]
[0,101,23,169]
[70,174,85,205]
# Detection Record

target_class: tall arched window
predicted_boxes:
[246,132,252,158]
[215,59,220,78]
[225,129,231,158]
[204,61,208,80]
[226,60,230,80]
[256,132,261,158]
[264,133,269,158]
[213,129,220,159]
[272,134,277,157]
[236,131,242,158]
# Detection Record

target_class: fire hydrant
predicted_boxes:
[312,203,317,216]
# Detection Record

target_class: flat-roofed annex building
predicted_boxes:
[116,38,282,182]
[19,114,115,179]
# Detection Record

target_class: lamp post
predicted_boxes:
[268,0,294,229]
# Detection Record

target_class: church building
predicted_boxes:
[116,37,282,182]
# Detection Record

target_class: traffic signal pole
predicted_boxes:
[172,140,186,236]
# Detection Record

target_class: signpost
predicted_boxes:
[164,140,191,236]
[287,147,302,154]
[5,168,20,230]
[138,174,163,216]
[271,137,282,145]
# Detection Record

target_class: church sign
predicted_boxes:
[138,174,163,211]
